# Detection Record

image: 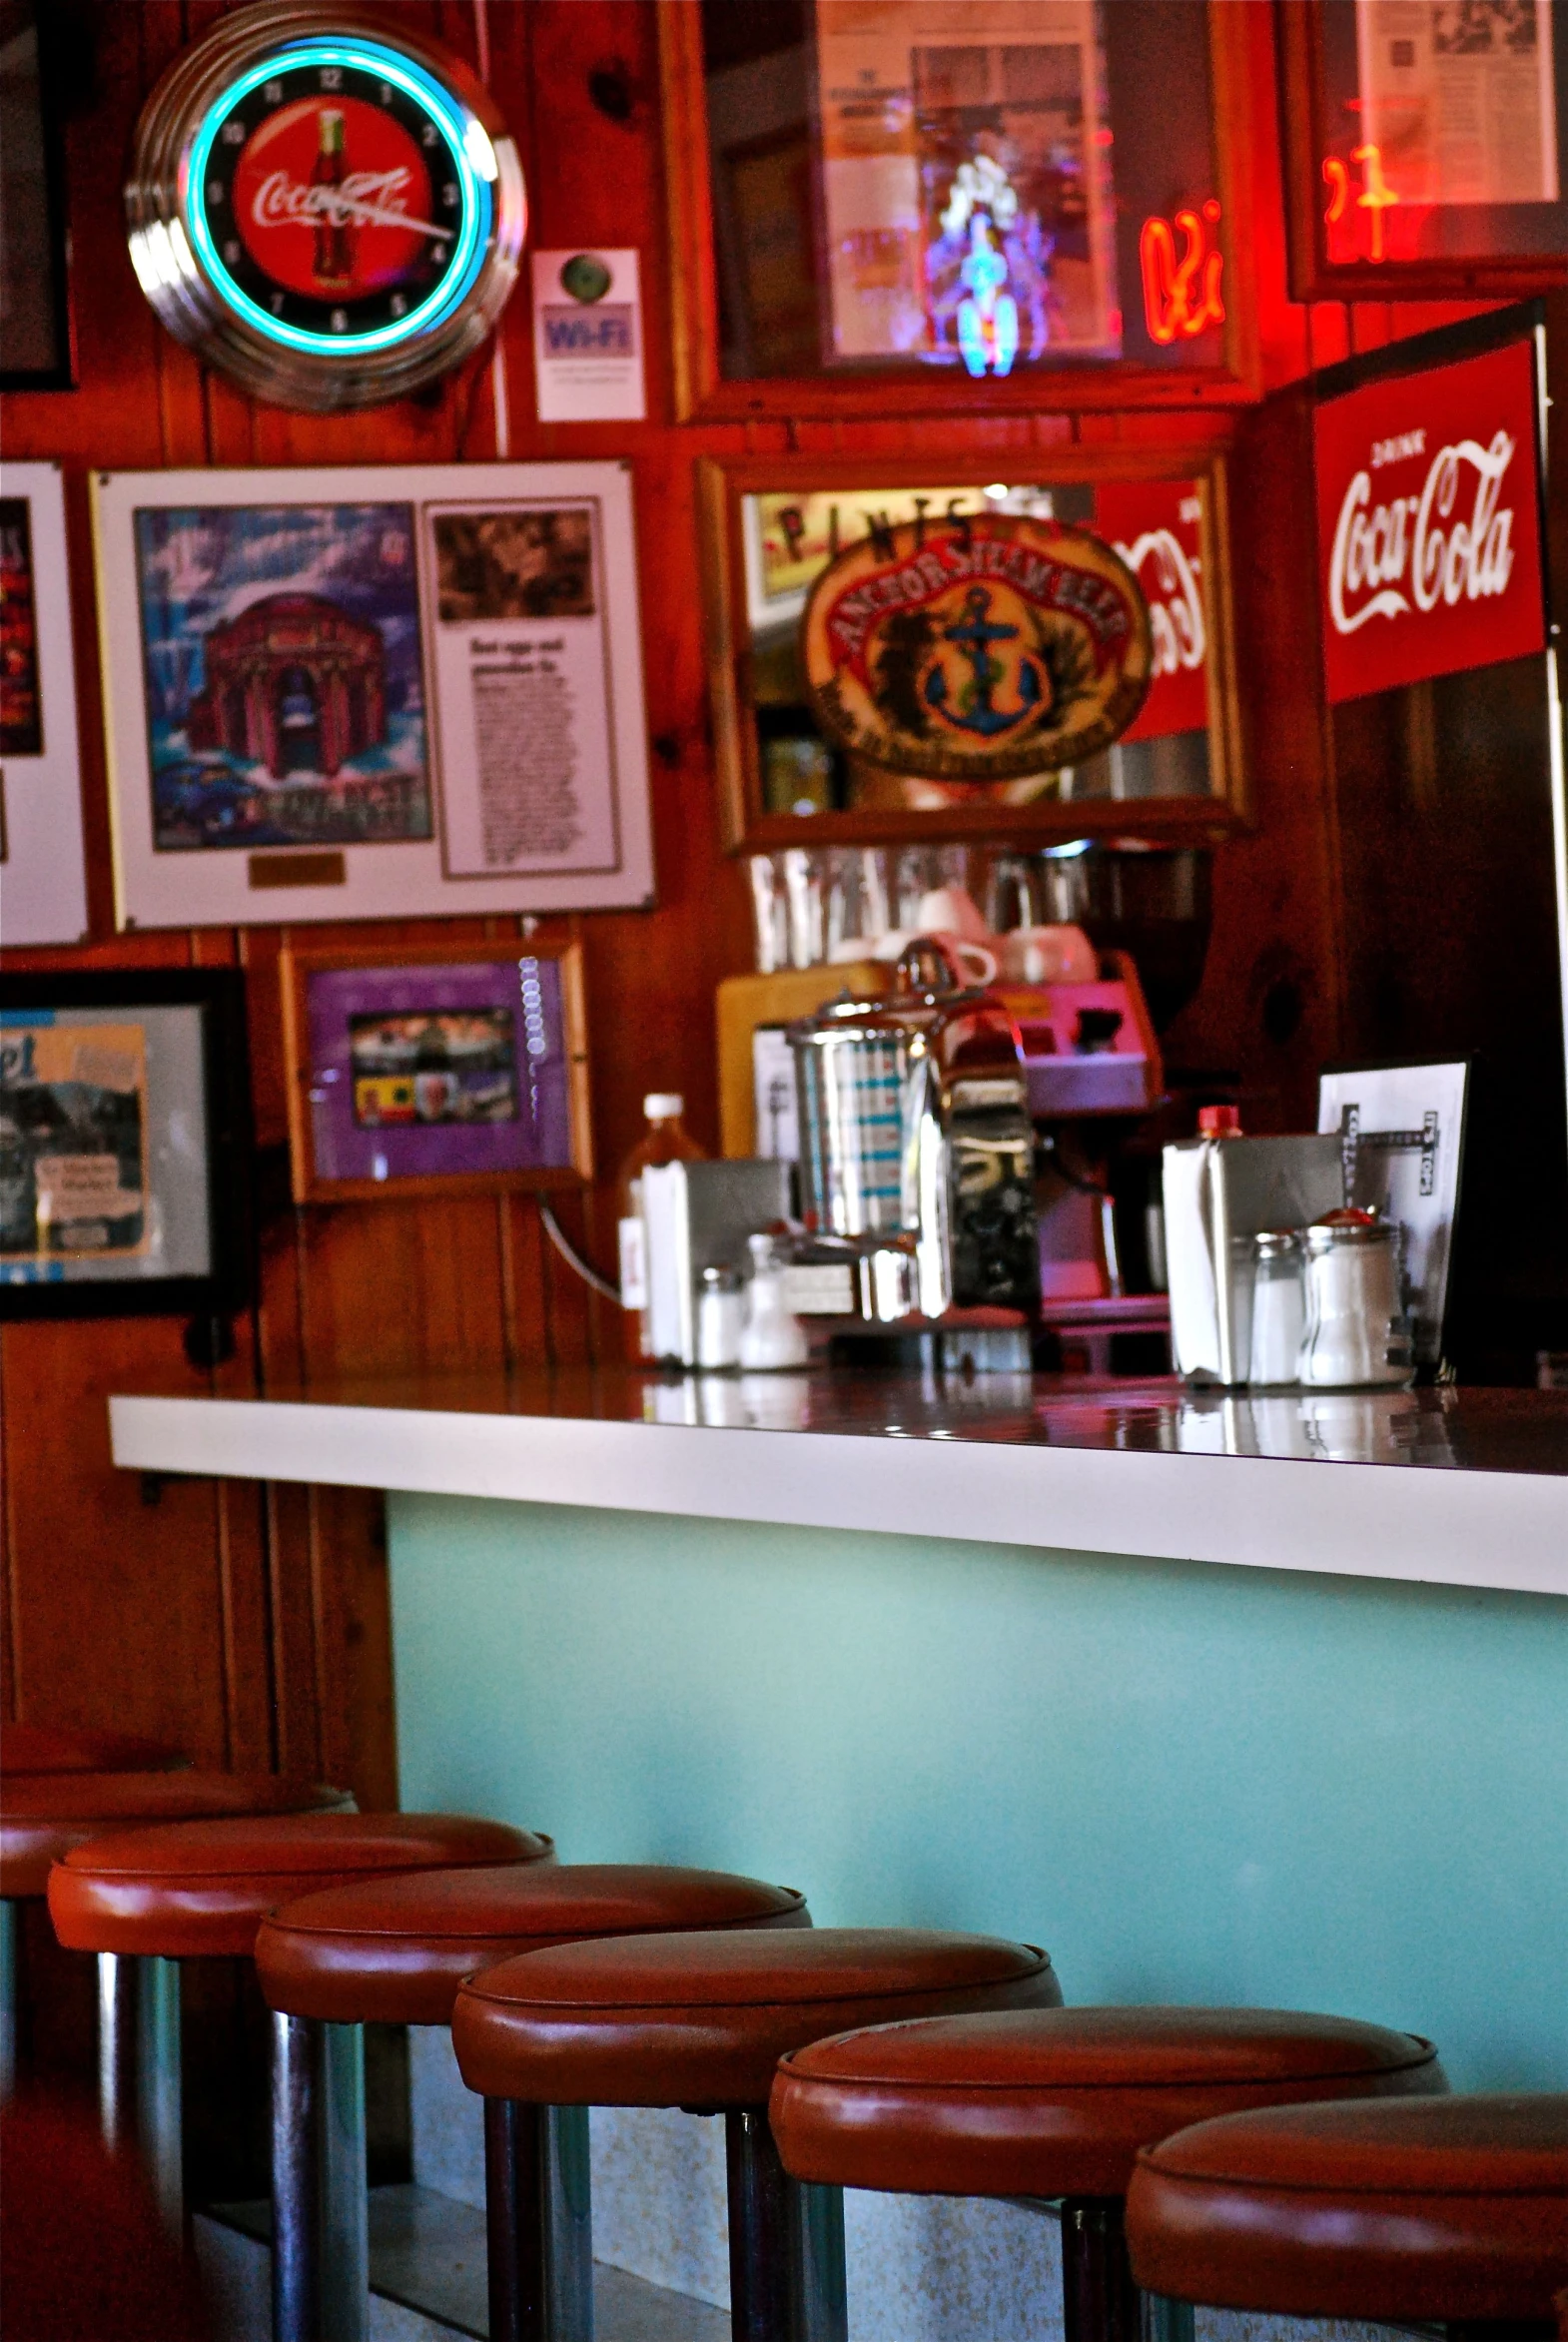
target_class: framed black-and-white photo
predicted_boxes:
[1318,1058,1470,1370]
[0,1,73,390]
[0,970,252,1319]
[0,461,89,944]
[90,462,654,931]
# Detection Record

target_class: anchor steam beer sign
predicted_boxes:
[802,511,1153,782]
[125,3,525,409]
[1313,340,1546,705]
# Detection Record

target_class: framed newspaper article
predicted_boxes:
[1279,0,1568,298]
[91,462,655,931]
[0,969,252,1320]
[0,463,90,946]
[279,937,592,1204]
[698,448,1244,851]
[659,0,1261,419]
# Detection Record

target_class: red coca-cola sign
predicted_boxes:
[1095,478,1208,741]
[1313,340,1545,705]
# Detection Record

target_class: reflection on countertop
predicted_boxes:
[190,1366,1568,1477]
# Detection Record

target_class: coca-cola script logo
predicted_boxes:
[1096,478,1208,741]
[1328,429,1516,635]
[232,98,437,301]
[1313,340,1544,705]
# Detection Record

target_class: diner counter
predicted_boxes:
[108,1370,1568,1597]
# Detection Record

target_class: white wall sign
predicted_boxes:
[91,461,654,930]
[0,462,90,946]
[531,249,646,421]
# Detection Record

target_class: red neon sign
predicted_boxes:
[1322,144,1401,262]
[1140,201,1224,345]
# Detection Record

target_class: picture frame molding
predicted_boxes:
[0,0,76,392]
[698,444,1248,853]
[658,0,1263,421]
[0,459,90,945]
[278,935,593,1206]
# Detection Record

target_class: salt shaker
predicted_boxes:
[738,1232,809,1370]
[696,1264,745,1370]
[1298,1209,1413,1389]
[1248,1229,1305,1385]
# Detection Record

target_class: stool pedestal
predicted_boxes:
[272,2012,369,2342]
[482,2099,596,2342]
[98,1951,182,2230]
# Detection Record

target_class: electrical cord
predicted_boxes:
[539,1202,623,1304]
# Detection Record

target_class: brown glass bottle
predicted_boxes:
[615,1093,704,1363]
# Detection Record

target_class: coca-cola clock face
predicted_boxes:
[126,4,525,410]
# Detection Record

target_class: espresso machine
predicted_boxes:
[786,941,1038,1362]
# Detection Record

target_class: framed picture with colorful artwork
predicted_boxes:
[90,462,655,931]
[659,0,1260,419]
[697,447,1245,851]
[1277,0,1568,299]
[278,937,592,1204]
[0,461,89,947]
[0,969,252,1320]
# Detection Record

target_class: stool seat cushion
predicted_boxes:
[1125,2092,1568,2324]
[2,1773,352,1901]
[770,2006,1445,2200]
[258,1864,811,2025]
[48,1813,551,1958]
[452,1928,1061,2110]
[0,1725,186,1778]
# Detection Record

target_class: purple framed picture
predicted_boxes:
[281,941,590,1201]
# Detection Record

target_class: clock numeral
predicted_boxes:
[331,308,349,332]
[223,240,241,264]
[440,182,457,208]
[390,294,407,318]
[271,292,286,314]
[380,82,393,105]
[221,118,245,145]
[319,66,343,90]
[207,180,225,206]
[421,124,438,146]
[264,80,283,103]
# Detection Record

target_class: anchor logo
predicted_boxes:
[924,586,1045,738]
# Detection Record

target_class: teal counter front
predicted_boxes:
[388,1492,1567,2093]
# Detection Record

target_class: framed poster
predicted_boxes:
[0,970,252,1319]
[1279,0,1568,299]
[0,462,89,946]
[700,449,1243,850]
[0,1,73,390]
[279,939,591,1202]
[90,462,655,931]
[1318,1058,1469,1368]
[660,0,1259,419]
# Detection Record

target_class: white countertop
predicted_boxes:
[108,1375,1568,1600]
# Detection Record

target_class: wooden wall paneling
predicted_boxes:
[0,1318,233,1759]
[1160,384,1344,1130]
[264,1479,325,1782]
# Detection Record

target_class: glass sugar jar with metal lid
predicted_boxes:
[1247,1228,1306,1386]
[1298,1208,1414,1389]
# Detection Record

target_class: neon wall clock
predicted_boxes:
[126,3,525,410]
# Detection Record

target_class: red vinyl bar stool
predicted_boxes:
[48,1807,548,2333]
[1126,2093,1568,2342]
[0,1723,187,1775]
[255,1864,812,2342]
[771,2005,1447,2342]
[451,1928,1064,2342]
[0,1770,350,2109]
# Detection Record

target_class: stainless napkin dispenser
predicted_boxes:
[1163,1133,1344,1383]
[641,1159,793,1367]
